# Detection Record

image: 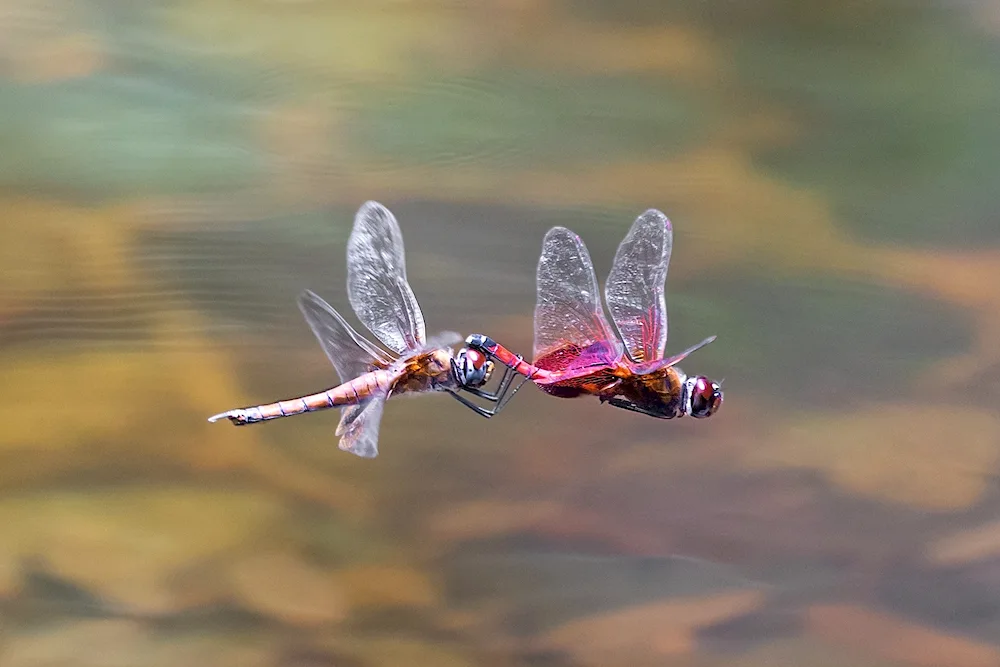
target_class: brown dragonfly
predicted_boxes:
[208,201,528,457]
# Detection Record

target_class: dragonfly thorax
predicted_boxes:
[612,365,686,418]
[391,348,456,395]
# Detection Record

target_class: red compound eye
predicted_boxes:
[467,348,487,370]
[690,376,722,418]
[696,377,713,400]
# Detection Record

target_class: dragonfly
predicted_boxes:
[464,209,723,420]
[208,201,529,458]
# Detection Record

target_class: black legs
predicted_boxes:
[448,353,531,418]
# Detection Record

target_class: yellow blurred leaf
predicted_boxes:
[0,486,287,614]
[808,604,1000,667]
[0,198,140,314]
[0,345,251,473]
[3,618,271,667]
[0,334,374,516]
[534,591,764,666]
[747,404,1000,511]
[335,564,438,610]
[335,638,478,667]
[231,551,345,626]
[517,22,720,80]
[166,0,477,81]
[427,500,568,544]
[715,638,902,667]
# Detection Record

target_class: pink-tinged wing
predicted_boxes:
[336,391,388,458]
[629,336,717,375]
[533,227,623,370]
[605,209,672,363]
[660,335,716,368]
[298,290,393,383]
[531,341,623,386]
[347,201,425,354]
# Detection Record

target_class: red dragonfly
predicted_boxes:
[466,209,723,420]
[208,201,526,457]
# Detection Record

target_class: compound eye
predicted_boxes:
[466,348,487,370]
[456,348,493,388]
[690,377,721,418]
[709,387,723,414]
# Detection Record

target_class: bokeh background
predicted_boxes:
[3,1,1000,665]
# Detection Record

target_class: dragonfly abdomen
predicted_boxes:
[207,369,395,426]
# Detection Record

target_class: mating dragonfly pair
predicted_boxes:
[209,202,723,458]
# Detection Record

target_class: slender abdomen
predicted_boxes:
[208,369,395,426]
[467,335,612,399]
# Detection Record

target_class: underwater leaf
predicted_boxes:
[0,486,287,613]
[230,551,345,626]
[535,591,764,665]
[807,604,1000,667]
[748,404,1000,511]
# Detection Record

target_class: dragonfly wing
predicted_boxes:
[534,227,623,367]
[336,403,368,436]
[605,209,672,363]
[660,335,716,368]
[532,362,617,386]
[347,201,426,354]
[336,390,388,459]
[298,290,393,383]
[419,330,463,353]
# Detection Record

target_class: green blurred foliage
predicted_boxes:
[354,71,705,168]
[572,0,1000,245]
[0,76,266,199]
[668,273,973,406]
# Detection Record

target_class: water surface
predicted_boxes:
[3,2,1000,665]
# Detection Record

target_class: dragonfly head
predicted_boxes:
[453,346,494,389]
[684,375,723,418]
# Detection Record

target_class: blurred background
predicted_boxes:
[3,1,1000,665]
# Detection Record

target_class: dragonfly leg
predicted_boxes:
[461,360,515,401]
[447,388,498,418]
[473,350,540,399]
[490,370,531,412]
[447,363,531,418]
[465,334,551,383]
[605,396,665,418]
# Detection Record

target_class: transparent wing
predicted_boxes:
[335,403,368,436]
[533,227,623,366]
[605,209,672,363]
[660,335,716,368]
[336,391,388,459]
[626,336,718,377]
[347,201,425,354]
[297,290,393,384]
[419,330,462,352]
